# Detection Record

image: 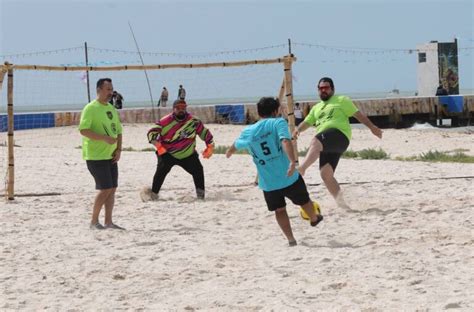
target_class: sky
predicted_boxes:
[0,0,473,107]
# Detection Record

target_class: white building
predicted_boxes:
[416,40,459,96]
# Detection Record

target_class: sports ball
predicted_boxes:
[300,201,321,220]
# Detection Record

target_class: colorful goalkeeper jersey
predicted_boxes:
[147,113,214,160]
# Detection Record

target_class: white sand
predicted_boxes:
[1,124,473,310]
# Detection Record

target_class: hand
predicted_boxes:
[104,136,117,145]
[287,162,296,177]
[112,149,121,163]
[154,141,167,156]
[225,148,233,158]
[371,126,383,139]
[202,144,214,159]
[292,129,300,140]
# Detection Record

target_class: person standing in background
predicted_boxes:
[178,85,186,100]
[294,102,304,126]
[79,78,124,230]
[160,87,169,107]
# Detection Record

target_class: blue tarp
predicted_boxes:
[215,104,245,124]
[0,113,55,132]
[438,95,464,113]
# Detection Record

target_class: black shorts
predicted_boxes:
[86,160,118,190]
[263,175,311,211]
[316,129,350,171]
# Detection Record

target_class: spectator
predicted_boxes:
[160,87,169,107]
[436,84,448,96]
[294,102,304,126]
[110,90,124,109]
[178,85,186,100]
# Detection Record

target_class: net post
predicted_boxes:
[283,54,298,162]
[6,63,15,200]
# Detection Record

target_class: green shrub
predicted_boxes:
[358,148,389,160]
[418,150,474,163]
[342,149,359,158]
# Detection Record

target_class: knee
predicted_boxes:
[274,207,287,215]
[320,169,334,182]
[310,137,323,151]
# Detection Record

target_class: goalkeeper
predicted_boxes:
[142,99,214,201]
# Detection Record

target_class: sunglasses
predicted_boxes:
[174,104,187,110]
[318,86,331,91]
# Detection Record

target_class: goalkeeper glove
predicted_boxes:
[154,141,167,156]
[202,144,214,159]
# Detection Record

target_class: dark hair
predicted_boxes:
[173,99,187,107]
[318,77,334,90]
[257,97,280,118]
[96,78,112,89]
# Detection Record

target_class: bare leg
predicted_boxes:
[320,164,352,210]
[274,208,296,245]
[320,164,340,198]
[104,187,117,225]
[298,137,323,176]
[91,189,113,225]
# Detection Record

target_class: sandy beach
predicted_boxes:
[1,123,473,310]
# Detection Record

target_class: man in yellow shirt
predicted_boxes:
[293,77,382,208]
[79,78,124,230]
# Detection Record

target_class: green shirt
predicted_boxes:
[79,99,123,160]
[304,95,358,140]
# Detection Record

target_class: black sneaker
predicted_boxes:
[310,215,324,227]
[196,188,205,199]
[105,223,126,230]
[90,222,105,230]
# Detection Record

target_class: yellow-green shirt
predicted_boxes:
[304,95,358,140]
[79,99,123,160]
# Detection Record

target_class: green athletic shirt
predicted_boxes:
[304,95,358,140]
[79,99,123,160]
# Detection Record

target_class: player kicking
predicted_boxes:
[226,97,323,247]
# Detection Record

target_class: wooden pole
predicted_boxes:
[0,67,6,90]
[283,54,298,162]
[84,42,91,102]
[278,78,285,104]
[11,56,293,72]
[6,64,14,200]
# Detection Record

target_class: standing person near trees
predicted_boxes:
[292,77,382,209]
[79,78,124,230]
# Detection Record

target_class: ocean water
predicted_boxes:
[1,90,473,114]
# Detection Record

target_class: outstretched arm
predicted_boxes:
[147,124,162,143]
[292,121,311,139]
[353,111,383,138]
[196,120,214,146]
[226,144,237,158]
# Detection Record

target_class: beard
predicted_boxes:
[320,92,332,101]
[175,112,186,120]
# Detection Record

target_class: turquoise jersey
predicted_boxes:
[234,117,299,191]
